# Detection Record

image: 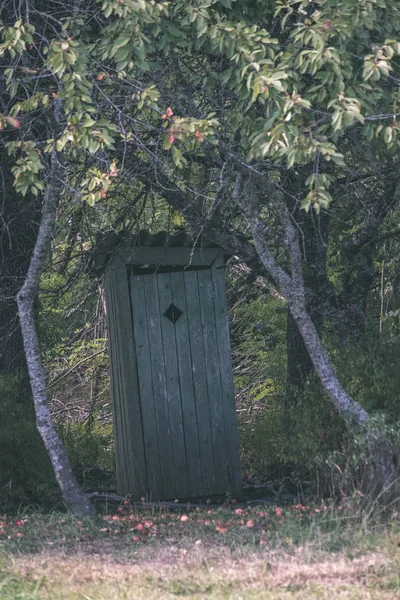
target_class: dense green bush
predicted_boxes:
[322,415,400,507]
[230,291,287,411]
[0,377,58,511]
[58,421,115,490]
[337,328,400,421]
[230,287,344,494]
[233,279,400,499]
[239,381,346,496]
[0,375,115,512]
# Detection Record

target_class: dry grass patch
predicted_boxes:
[8,541,400,599]
[1,504,399,598]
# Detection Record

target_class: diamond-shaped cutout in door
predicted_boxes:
[163,303,183,324]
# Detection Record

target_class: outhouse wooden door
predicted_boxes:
[104,244,241,502]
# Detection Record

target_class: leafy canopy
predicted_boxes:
[1,0,400,210]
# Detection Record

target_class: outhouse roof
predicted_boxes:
[90,229,221,277]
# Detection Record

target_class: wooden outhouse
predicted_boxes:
[92,230,241,501]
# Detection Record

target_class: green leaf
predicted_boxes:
[384,126,393,144]
[81,115,97,128]
[171,145,187,168]
[166,21,184,38]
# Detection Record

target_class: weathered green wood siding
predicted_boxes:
[142,273,176,500]
[211,255,242,495]
[198,269,229,493]
[158,272,190,498]
[184,270,217,496]
[105,257,147,497]
[129,274,162,500]
[170,271,203,497]
[106,248,241,501]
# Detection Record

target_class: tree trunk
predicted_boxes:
[286,293,369,423]
[16,149,94,517]
[239,178,370,425]
[282,170,330,406]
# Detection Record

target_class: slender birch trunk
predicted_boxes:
[284,293,369,423]
[16,149,94,516]
[239,178,369,425]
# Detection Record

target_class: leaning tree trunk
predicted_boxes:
[283,170,330,409]
[16,149,94,517]
[285,293,369,423]
[239,177,370,425]
[284,238,327,411]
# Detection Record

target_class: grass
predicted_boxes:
[0,500,399,599]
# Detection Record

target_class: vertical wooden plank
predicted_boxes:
[112,256,148,498]
[197,269,229,494]
[184,270,216,496]
[112,272,131,495]
[104,266,125,493]
[130,274,162,501]
[170,271,203,497]
[107,263,133,495]
[143,273,176,500]
[111,261,134,495]
[157,273,190,499]
[211,255,242,496]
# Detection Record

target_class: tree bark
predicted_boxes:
[238,177,370,425]
[285,292,369,424]
[282,171,330,408]
[16,149,94,517]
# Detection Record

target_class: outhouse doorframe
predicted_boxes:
[101,235,242,501]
